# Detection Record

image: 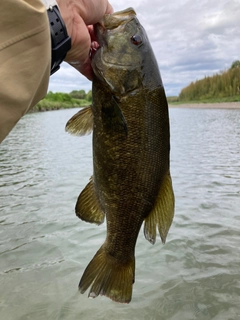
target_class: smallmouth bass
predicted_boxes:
[66,7,174,303]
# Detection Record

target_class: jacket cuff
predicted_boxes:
[41,0,57,9]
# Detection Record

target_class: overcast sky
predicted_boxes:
[49,0,240,97]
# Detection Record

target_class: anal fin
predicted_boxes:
[76,176,105,225]
[144,171,175,244]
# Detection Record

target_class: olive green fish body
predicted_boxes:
[65,7,174,303]
[92,81,169,251]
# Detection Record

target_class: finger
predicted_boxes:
[80,0,113,25]
[75,56,94,80]
[106,2,114,14]
[87,25,96,42]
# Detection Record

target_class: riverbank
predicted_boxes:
[30,90,92,113]
[30,100,240,113]
[169,101,240,109]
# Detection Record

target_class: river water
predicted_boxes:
[0,107,240,320]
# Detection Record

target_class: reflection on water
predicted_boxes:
[0,107,240,319]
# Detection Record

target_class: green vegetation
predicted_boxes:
[178,60,240,103]
[167,96,180,104]
[33,90,92,112]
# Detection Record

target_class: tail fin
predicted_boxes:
[79,245,135,303]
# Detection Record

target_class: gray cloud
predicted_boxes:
[48,0,240,96]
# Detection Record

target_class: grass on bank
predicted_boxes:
[32,90,92,112]
[33,98,89,111]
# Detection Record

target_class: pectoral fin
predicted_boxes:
[102,96,128,136]
[76,177,105,225]
[144,171,175,244]
[65,106,93,136]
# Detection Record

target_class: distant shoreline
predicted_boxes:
[169,102,240,109]
[30,101,240,113]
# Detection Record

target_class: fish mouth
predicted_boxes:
[102,7,136,29]
[91,7,136,62]
[94,7,136,43]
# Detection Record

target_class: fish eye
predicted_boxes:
[131,34,143,46]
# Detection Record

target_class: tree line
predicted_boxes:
[33,89,92,111]
[178,60,240,102]
[45,90,92,102]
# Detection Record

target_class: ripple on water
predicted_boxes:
[1,108,240,319]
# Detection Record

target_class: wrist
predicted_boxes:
[43,1,71,75]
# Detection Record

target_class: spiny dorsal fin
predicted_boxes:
[76,176,105,225]
[65,106,93,136]
[144,171,175,244]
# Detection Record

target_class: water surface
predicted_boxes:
[1,107,240,320]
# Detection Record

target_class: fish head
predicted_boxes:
[92,8,150,97]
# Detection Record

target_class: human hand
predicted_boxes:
[56,0,113,80]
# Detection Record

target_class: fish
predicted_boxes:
[65,7,174,303]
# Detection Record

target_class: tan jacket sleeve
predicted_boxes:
[0,0,51,143]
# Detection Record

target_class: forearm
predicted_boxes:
[0,0,113,143]
[0,0,51,143]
